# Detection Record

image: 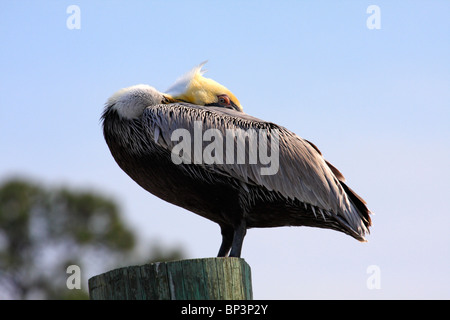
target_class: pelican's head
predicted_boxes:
[105,84,177,120]
[166,62,243,112]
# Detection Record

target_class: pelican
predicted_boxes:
[101,62,371,257]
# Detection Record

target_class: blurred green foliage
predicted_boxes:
[0,177,184,299]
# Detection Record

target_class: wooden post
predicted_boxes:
[88,257,252,300]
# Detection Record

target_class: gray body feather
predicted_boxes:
[102,97,371,256]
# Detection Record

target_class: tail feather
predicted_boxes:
[323,158,372,238]
[301,139,372,239]
[340,181,372,231]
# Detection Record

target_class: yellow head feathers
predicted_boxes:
[166,62,243,112]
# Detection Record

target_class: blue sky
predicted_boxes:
[1,1,449,299]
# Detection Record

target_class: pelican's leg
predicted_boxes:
[229,220,247,258]
[217,225,233,257]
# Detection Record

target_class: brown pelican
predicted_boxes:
[101,62,371,257]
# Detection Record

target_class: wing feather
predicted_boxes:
[142,103,370,237]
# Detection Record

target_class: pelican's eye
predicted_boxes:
[217,94,231,107]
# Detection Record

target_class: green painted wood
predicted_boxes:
[88,257,253,300]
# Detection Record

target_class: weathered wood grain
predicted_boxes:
[88,257,252,300]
